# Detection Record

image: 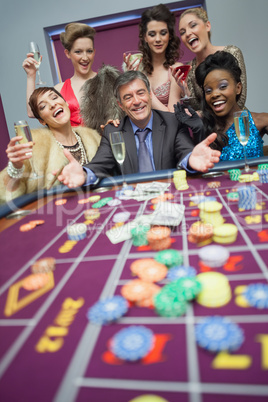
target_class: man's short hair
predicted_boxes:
[113,71,151,102]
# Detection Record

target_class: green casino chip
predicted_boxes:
[155,249,183,268]
[131,225,149,247]
[171,277,202,300]
[92,197,113,208]
[154,288,187,317]
[257,164,268,170]
[227,192,239,201]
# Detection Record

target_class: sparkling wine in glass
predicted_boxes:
[123,50,143,71]
[176,64,193,102]
[29,42,46,85]
[109,131,127,187]
[234,110,251,173]
[14,120,43,180]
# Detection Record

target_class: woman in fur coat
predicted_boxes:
[0,87,100,203]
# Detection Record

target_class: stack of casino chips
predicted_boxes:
[196,272,232,307]
[130,258,168,283]
[110,325,155,361]
[155,249,183,268]
[87,295,129,324]
[146,226,172,250]
[237,186,256,210]
[243,283,268,309]
[198,245,230,268]
[212,223,238,244]
[195,316,244,352]
[154,276,202,317]
[173,170,189,190]
[188,221,214,245]
[121,279,161,308]
[257,164,268,183]
[131,225,150,246]
[198,201,224,227]
[84,208,100,220]
[228,169,241,181]
[67,223,87,240]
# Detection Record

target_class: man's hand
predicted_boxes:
[56,149,87,188]
[188,133,221,172]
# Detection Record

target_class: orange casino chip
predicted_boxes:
[31,257,56,274]
[130,258,164,276]
[22,273,50,291]
[29,220,45,226]
[136,284,161,307]
[207,181,221,189]
[121,279,157,302]
[55,199,67,205]
[78,198,90,204]
[137,263,168,283]
[151,193,174,204]
[147,226,171,241]
[188,222,213,243]
[19,222,36,232]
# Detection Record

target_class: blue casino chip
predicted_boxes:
[243,283,268,309]
[111,326,154,361]
[87,296,128,324]
[167,265,197,282]
[195,316,244,352]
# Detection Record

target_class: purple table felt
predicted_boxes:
[0,173,268,402]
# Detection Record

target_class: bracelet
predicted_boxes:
[7,161,25,179]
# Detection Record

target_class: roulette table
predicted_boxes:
[0,160,268,402]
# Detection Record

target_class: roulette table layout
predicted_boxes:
[0,166,268,402]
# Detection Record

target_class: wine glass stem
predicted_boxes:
[119,163,127,187]
[243,145,249,172]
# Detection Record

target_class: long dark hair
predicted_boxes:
[195,51,242,150]
[139,4,181,75]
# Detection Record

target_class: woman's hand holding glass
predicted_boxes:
[123,51,143,72]
[22,53,42,78]
[6,136,33,171]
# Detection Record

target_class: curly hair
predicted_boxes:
[60,23,96,52]
[138,4,181,75]
[195,51,242,150]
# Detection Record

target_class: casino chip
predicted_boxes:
[92,197,113,208]
[243,283,268,309]
[110,326,155,361]
[87,296,128,324]
[167,265,197,282]
[155,249,183,268]
[67,223,87,240]
[113,211,131,223]
[198,245,229,268]
[22,273,51,291]
[31,257,55,274]
[195,316,244,352]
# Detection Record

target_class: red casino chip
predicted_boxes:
[147,226,172,251]
[29,220,45,226]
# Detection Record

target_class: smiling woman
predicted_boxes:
[177,7,247,111]
[0,87,101,203]
[23,23,97,126]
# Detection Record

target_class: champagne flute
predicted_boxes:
[175,64,193,103]
[109,131,127,187]
[14,120,43,180]
[29,42,46,85]
[234,110,251,173]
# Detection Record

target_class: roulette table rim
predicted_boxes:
[1,157,267,220]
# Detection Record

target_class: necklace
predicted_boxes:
[55,130,88,165]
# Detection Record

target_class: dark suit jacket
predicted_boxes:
[85,110,195,177]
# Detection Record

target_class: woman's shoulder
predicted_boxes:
[250,111,268,131]
[224,45,244,57]
[54,82,65,92]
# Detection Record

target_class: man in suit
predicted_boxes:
[58,71,221,188]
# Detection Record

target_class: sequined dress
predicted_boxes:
[153,81,171,106]
[220,110,263,161]
[187,45,247,111]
